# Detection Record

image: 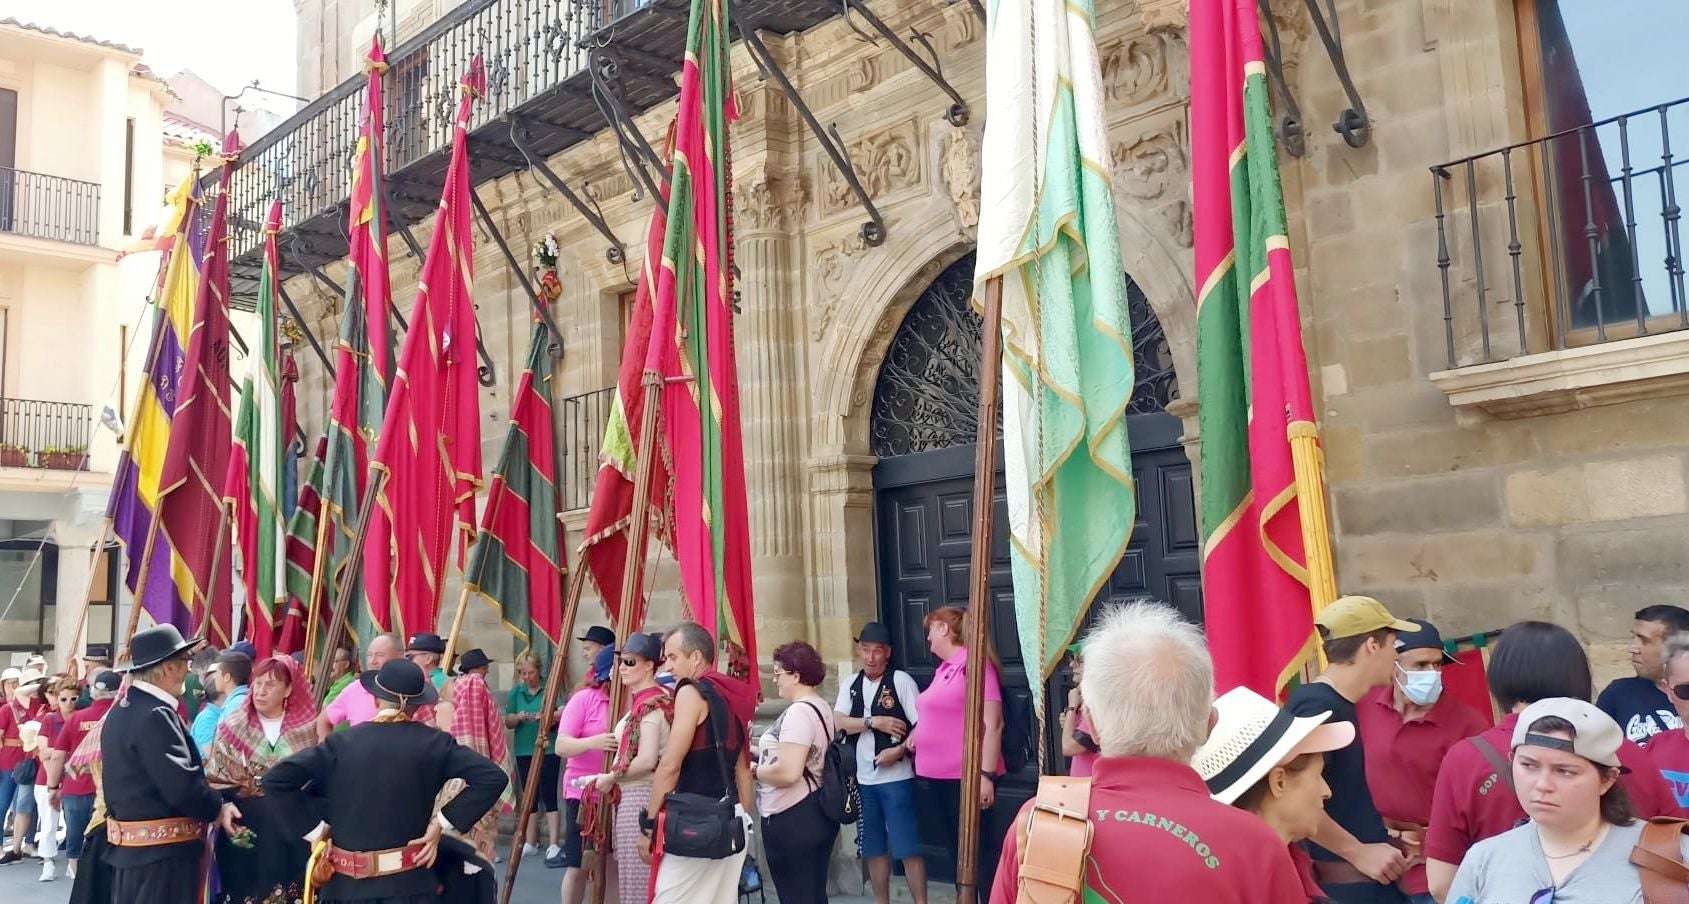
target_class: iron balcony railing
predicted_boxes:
[0,398,93,470]
[225,0,601,259]
[0,167,100,246]
[559,386,614,512]
[1432,97,1688,369]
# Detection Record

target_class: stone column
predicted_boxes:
[805,454,878,665]
[52,487,111,672]
[733,168,811,655]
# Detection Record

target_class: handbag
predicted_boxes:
[1631,816,1689,904]
[10,758,36,786]
[661,679,746,860]
[798,700,859,825]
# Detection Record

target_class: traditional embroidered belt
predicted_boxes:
[106,816,205,847]
[327,841,429,879]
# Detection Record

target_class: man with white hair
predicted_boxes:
[988,602,1305,903]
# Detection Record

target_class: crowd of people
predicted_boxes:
[5,596,1689,902]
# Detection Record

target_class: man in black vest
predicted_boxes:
[102,624,242,901]
[833,621,927,904]
[264,658,506,903]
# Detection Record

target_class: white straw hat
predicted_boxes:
[1192,687,1357,805]
[0,668,17,683]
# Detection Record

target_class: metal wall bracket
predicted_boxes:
[274,282,336,377]
[507,117,628,265]
[842,0,969,127]
[1257,0,1304,157]
[737,21,886,247]
[585,44,670,202]
[469,190,567,360]
[1302,0,1369,148]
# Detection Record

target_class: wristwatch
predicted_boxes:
[639,811,657,832]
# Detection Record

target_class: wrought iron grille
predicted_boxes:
[559,385,614,511]
[0,167,100,246]
[225,0,601,259]
[1431,96,1689,367]
[870,255,1175,458]
[0,398,93,469]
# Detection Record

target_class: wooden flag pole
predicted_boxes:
[956,275,1004,904]
[314,469,389,706]
[587,370,663,904]
[499,561,591,904]
[63,518,113,671]
[201,500,234,646]
[121,519,166,650]
[301,493,337,682]
[440,583,476,672]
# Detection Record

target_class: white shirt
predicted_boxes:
[131,678,179,708]
[832,669,920,785]
[258,714,284,744]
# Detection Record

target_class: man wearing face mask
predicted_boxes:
[1353,618,1487,904]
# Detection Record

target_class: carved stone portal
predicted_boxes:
[1112,117,1193,248]
[737,170,808,234]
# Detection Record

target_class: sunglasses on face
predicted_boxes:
[1672,683,1689,700]
[620,657,640,667]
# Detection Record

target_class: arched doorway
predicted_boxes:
[868,252,1200,877]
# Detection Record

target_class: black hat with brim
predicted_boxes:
[119,624,204,673]
[577,625,616,647]
[406,632,447,655]
[361,660,440,707]
[855,622,894,646]
[454,648,492,675]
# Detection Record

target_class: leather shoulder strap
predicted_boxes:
[1469,735,1514,791]
[1631,817,1689,904]
[1015,775,1093,904]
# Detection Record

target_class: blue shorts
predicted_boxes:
[857,778,920,861]
[11,778,34,814]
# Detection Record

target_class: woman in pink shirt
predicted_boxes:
[1058,645,1098,777]
[905,606,1004,891]
[554,648,615,904]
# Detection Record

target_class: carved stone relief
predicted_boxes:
[943,2,981,50]
[1112,116,1193,247]
[940,126,981,235]
[811,232,874,340]
[1098,26,1189,111]
[820,119,923,216]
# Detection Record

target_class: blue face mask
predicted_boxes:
[1396,663,1443,706]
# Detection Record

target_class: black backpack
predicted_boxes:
[1000,691,1036,774]
[799,700,860,825]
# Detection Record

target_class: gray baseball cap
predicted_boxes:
[1511,698,1624,768]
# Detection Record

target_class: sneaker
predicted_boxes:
[0,850,19,865]
[521,842,539,856]
[545,844,561,860]
[38,859,55,882]
[544,850,565,869]
[66,861,76,879]
[20,843,35,859]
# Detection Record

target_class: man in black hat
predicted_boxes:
[265,658,507,903]
[75,644,113,709]
[833,621,926,904]
[406,633,450,690]
[102,624,242,901]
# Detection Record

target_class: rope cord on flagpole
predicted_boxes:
[1024,0,1053,777]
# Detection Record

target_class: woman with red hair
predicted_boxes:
[906,606,1005,891]
[205,655,319,904]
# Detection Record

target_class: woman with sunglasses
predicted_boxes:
[1446,698,1687,903]
[580,632,672,904]
[33,677,79,881]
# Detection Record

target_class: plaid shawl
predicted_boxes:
[580,684,674,849]
[447,672,514,812]
[206,656,319,796]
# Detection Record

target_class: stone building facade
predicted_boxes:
[276,0,1687,692]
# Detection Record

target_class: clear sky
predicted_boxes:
[7,0,298,104]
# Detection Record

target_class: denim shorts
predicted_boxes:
[11,778,35,814]
[857,778,920,861]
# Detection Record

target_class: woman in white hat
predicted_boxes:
[0,668,48,864]
[1193,687,1358,903]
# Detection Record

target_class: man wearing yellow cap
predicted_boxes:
[1285,595,1418,904]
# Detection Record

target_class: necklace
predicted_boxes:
[1540,823,1606,859]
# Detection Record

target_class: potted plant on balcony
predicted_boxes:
[41,445,88,471]
[0,443,27,469]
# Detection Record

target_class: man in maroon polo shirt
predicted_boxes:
[1354,619,1487,904]
[989,603,1305,904]
[1424,621,1683,901]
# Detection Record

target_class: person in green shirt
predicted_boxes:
[323,645,358,706]
[505,651,563,864]
[405,632,449,689]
